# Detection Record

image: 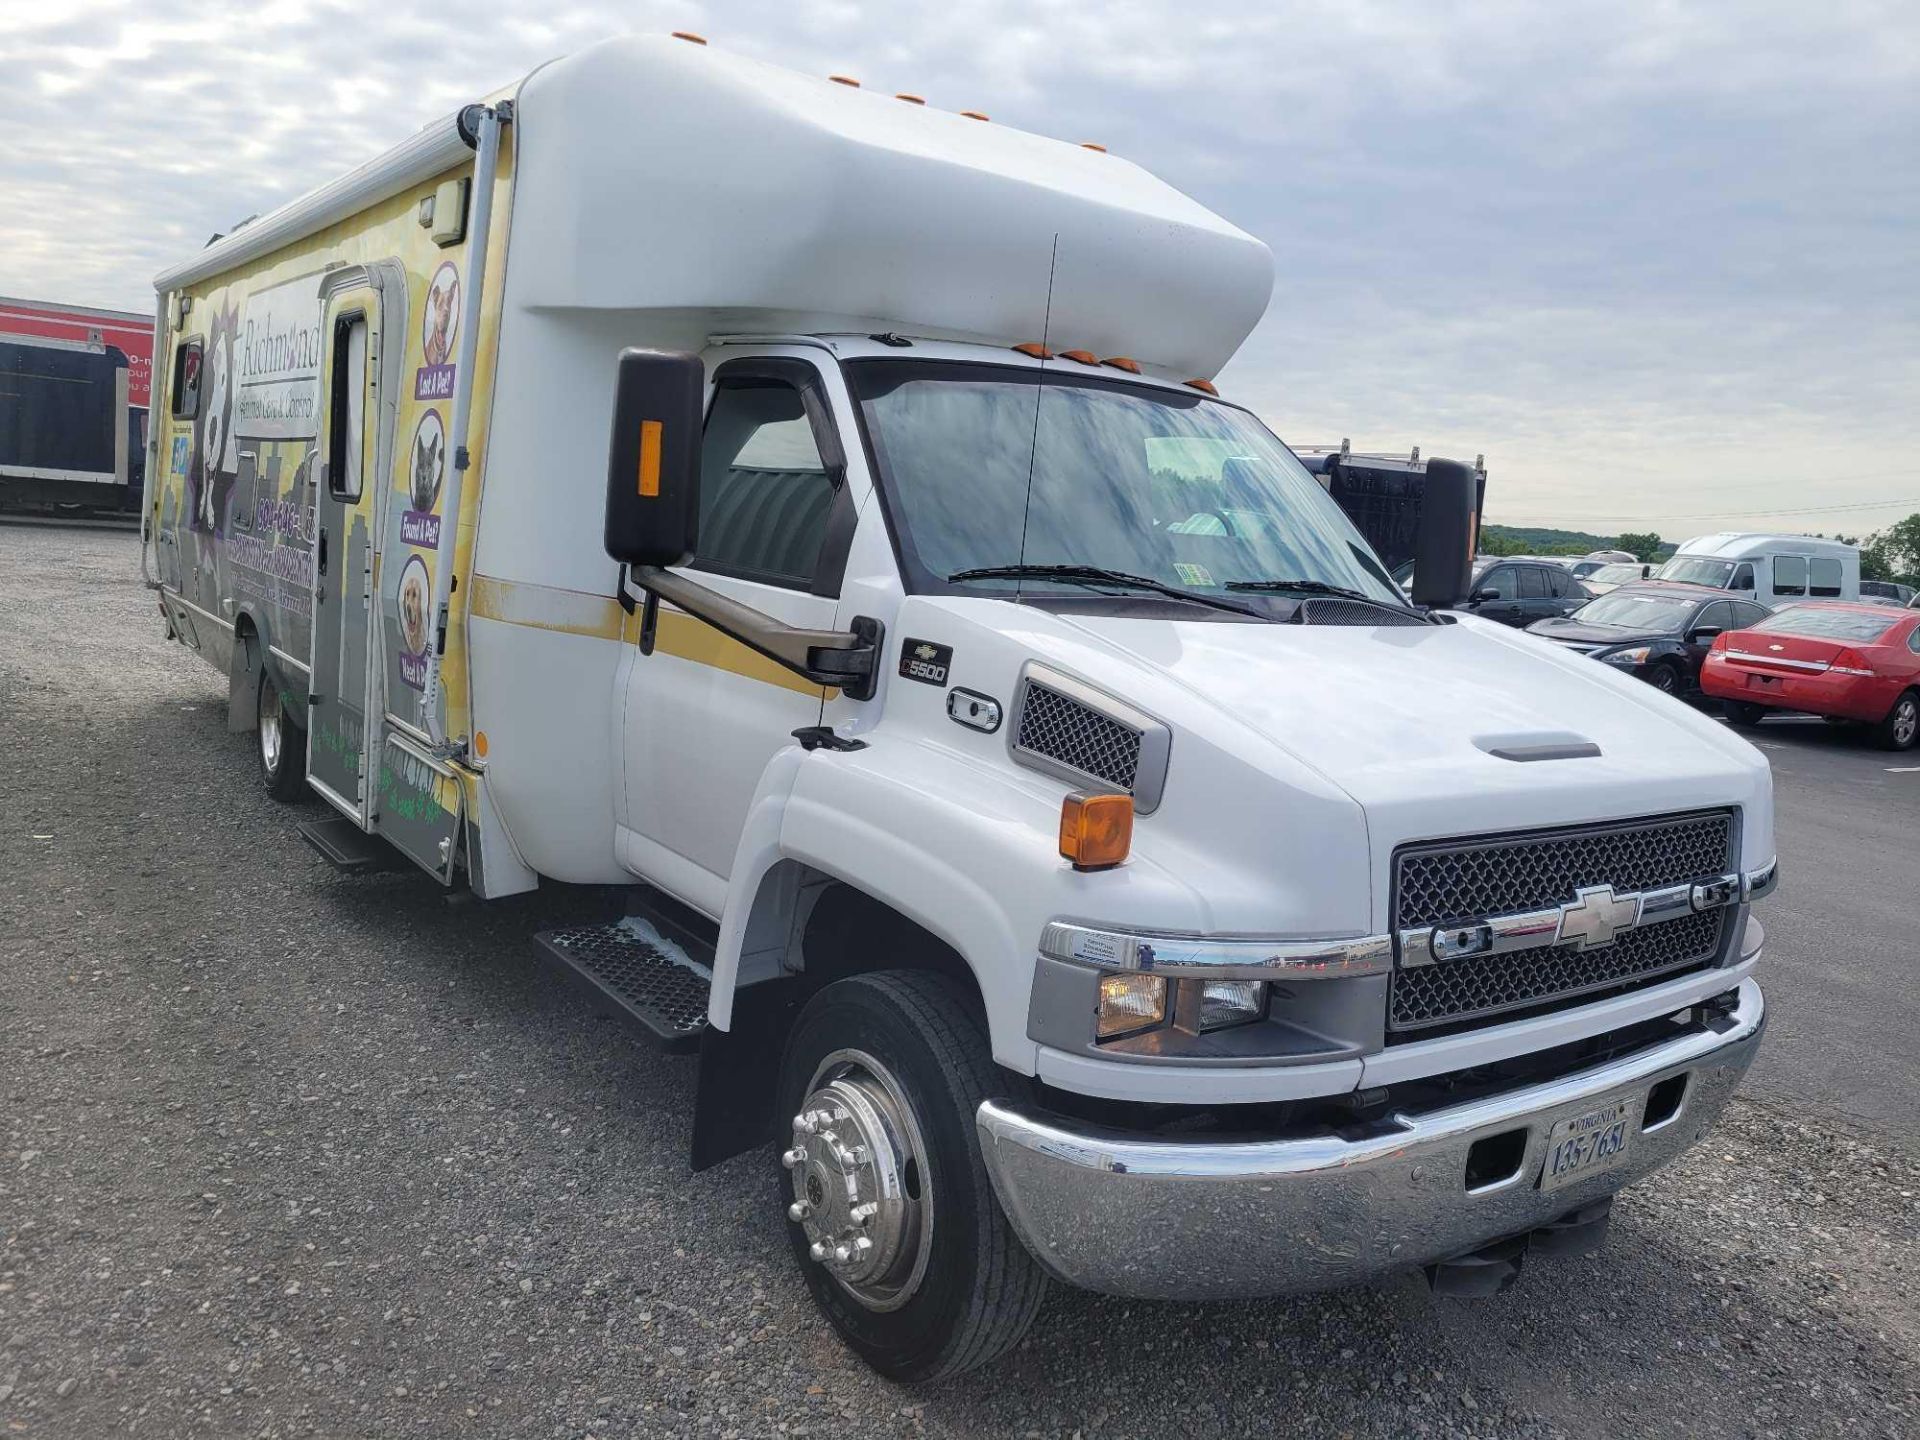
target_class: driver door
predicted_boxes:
[616,354,858,916]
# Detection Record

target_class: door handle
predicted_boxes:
[317,529,329,578]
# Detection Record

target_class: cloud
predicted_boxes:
[3,0,1914,538]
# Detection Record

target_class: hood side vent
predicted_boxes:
[1298,598,1427,627]
[1009,665,1172,814]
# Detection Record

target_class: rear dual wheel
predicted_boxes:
[774,972,1046,1382]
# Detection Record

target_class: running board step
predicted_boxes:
[298,815,406,873]
[532,922,712,1053]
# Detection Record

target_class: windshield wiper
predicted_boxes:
[948,564,1270,620]
[1224,578,1373,601]
[1223,577,1431,621]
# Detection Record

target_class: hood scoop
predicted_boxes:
[1476,732,1603,763]
[1296,598,1428,627]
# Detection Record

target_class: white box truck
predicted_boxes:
[141,35,1777,1380]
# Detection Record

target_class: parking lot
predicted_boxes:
[2,522,1915,1438]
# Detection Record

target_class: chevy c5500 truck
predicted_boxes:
[142,34,1776,1381]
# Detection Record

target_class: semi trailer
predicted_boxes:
[143,34,1776,1381]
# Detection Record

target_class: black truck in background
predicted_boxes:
[0,333,140,514]
[1292,442,1487,579]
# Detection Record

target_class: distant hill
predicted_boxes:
[1482,524,1677,560]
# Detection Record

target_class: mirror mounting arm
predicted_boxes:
[630,566,884,701]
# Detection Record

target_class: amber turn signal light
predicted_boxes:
[1060,792,1133,871]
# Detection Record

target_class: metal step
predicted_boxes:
[298,815,406,873]
[533,920,713,1053]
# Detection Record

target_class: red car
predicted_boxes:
[1702,602,1920,750]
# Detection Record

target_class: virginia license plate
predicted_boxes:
[1540,1097,1636,1193]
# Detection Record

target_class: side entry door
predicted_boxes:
[307,289,385,821]
[618,355,858,916]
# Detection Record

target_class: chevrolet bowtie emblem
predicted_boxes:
[915,643,939,660]
[1557,883,1639,951]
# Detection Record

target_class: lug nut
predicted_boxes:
[850,1202,877,1225]
[794,1112,818,1135]
[787,1200,812,1222]
[808,1240,828,1262]
[832,1243,853,1264]
[851,1237,874,1258]
[781,1146,807,1169]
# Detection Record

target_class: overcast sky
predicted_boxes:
[4,0,1915,539]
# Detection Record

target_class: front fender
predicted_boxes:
[712,736,1213,1073]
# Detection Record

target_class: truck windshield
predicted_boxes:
[845,360,1404,607]
[1657,557,1735,587]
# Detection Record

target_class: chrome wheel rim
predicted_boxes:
[782,1047,933,1312]
[258,676,283,775]
[1895,698,1918,748]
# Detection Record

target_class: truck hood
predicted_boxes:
[1010,605,1770,851]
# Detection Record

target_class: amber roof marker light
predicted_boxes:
[830,75,861,87]
[896,93,926,104]
[960,110,990,122]
[1184,378,1219,396]
[1059,349,1099,365]
[1101,356,1141,374]
[670,31,707,45]
[1012,342,1054,359]
[1080,142,1108,152]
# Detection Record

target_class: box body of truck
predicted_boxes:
[143,35,1776,1381]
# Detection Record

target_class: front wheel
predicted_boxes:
[257,666,308,801]
[1723,699,1767,728]
[774,972,1046,1382]
[1877,690,1919,751]
[1645,661,1681,695]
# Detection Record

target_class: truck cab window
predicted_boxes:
[171,339,203,420]
[695,378,835,589]
[1773,555,1807,597]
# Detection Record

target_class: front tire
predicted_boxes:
[257,667,308,801]
[1645,661,1681,696]
[1877,690,1919,751]
[774,972,1046,1382]
[1723,699,1767,728]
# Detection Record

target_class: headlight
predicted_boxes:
[1603,646,1651,665]
[1194,979,1266,1032]
[1096,973,1167,1039]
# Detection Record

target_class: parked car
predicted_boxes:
[1657,532,1860,607]
[1579,561,1654,596]
[1859,580,1916,607]
[1702,602,1920,749]
[1456,556,1590,626]
[1528,582,1771,696]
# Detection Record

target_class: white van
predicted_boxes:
[1657,532,1859,607]
[141,35,1776,1381]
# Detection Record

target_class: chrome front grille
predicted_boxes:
[1390,811,1734,1033]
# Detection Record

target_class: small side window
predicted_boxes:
[1518,566,1547,599]
[1773,555,1807,597]
[1808,557,1843,597]
[1544,567,1570,598]
[170,338,204,420]
[327,314,369,501]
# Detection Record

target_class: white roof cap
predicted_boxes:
[506,36,1273,378]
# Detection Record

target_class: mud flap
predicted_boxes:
[371,729,465,884]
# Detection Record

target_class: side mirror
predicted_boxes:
[1468,587,1498,604]
[1410,459,1480,609]
[1688,626,1721,643]
[604,348,705,567]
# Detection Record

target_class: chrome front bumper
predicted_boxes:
[977,979,1764,1300]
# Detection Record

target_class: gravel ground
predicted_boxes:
[1,523,1915,1439]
